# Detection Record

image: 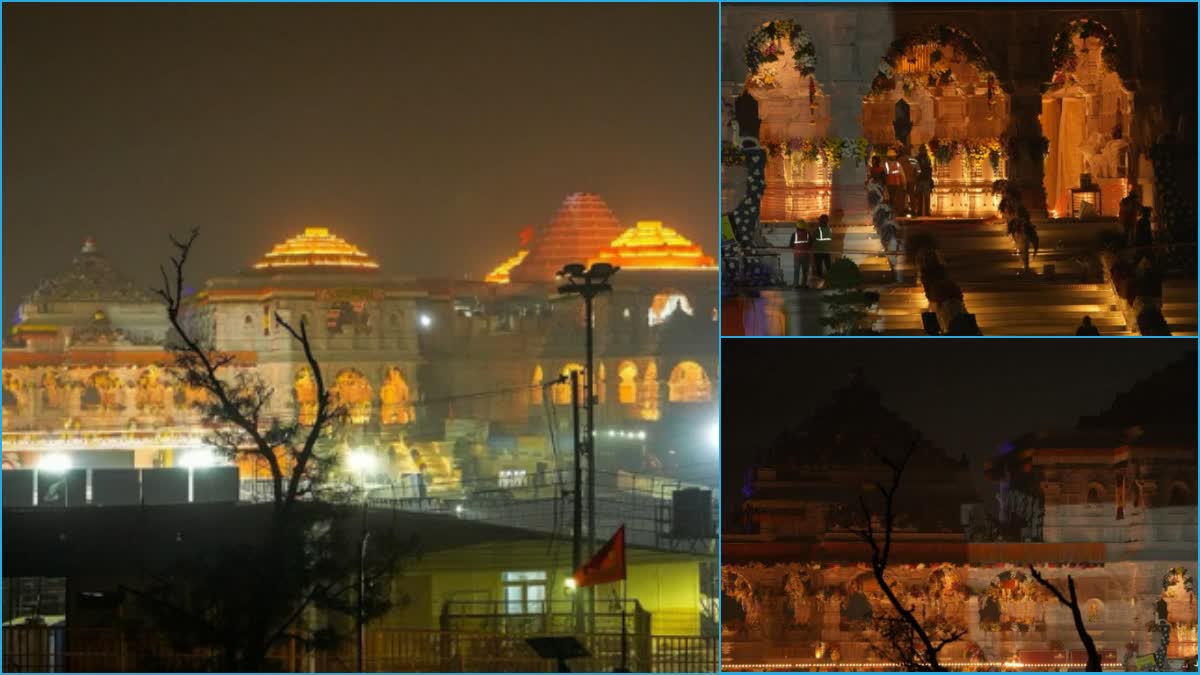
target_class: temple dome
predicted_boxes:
[508,193,625,283]
[589,220,716,270]
[253,227,379,271]
[28,237,155,304]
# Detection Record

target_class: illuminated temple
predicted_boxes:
[721,364,1197,671]
[3,192,717,484]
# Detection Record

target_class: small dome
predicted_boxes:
[590,220,716,270]
[27,237,154,304]
[253,227,379,271]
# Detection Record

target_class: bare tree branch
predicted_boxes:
[1029,565,1103,671]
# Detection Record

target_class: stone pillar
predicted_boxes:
[1007,82,1050,218]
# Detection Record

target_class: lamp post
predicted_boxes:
[347,449,378,673]
[556,262,618,632]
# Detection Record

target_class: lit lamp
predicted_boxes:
[347,449,378,481]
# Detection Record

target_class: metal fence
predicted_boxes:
[2,625,717,673]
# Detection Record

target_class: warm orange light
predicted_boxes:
[484,250,529,284]
[254,227,379,270]
[589,221,716,270]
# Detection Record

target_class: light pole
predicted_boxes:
[556,262,618,632]
[347,449,378,673]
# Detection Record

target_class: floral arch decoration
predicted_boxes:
[870,25,997,96]
[1051,18,1120,79]
[744,20,817,87]
[1162,567,1196,598]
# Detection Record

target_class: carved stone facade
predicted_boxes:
[722,5,1195,222]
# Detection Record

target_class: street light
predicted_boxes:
[706,421,719,449]
[347,449,378,477]
[179,448,217,468]
[556,261,618,632]
[38,453,72,473]
[418,313,433,329]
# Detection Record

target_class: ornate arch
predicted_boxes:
[649,290,694,326]
[617,361,638,405]
[2,372,20,411]
[870,25,996,96]
[1050,18,1121,81]
[668,361,713,403]
[332,369,373,424]
[379,367,413,425]
[744,20,817,86]
[531,365,544,406]
[553,363,585,406]
[294,368,318,426]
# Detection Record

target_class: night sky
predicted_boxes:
[2,3,717,323]
[721,339,1197,508]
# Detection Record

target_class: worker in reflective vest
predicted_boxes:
[813,215,834,278]
[790,221,812,288]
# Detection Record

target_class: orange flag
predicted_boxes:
[574,525,626,588]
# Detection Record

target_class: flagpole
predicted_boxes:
[620,576,628,672]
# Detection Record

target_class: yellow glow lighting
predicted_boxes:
[484,250,529,284]
[253,227,380,270]
[589,220,717,270]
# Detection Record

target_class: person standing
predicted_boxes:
[915,145,934,217]
[790,221,812,288]
[884,148,907,215]
[1016,208,1039,275]
[1075,316,1100,335]
[867,155,887,191]
[1119,186,1141,247]
[813,214,834,278]
[1133,206,1154,265]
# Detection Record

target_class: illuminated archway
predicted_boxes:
[2,372,20,413]
[380,367,413,425]
[596,363,606,403]
[649,291,694,326]
[294,368,318,426]
[41,372,66,409]
[668,361,713,402]
[82,371,121,412]
[553,363,585,406]
[531,365,544,405]
[332,369,373,424]
[739,20,833,221]
[135,367,169,414]
[863,25,1009,218]
[1043,19,1133,217]
[978,569,1052,633]
[1086,482,1106,504]
[1160,567,1198,659]
[639,363,660,421]
[617,361,639,404]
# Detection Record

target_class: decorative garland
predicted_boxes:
[1051,19,1119,79]
[745,20,817,86]
[721,136,871,170]
[870,25,992,95]
[1163,567,1196,596]
[926,137,1005,172]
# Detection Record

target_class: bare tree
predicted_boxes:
[855,444,966,671]
[1028,565,1103,672]
[130,229,414,670]
[154,228,343,510]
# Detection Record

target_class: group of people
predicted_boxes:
[866,145,934,218]
[789,215,834,288]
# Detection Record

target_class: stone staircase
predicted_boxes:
[758,218,1197,335]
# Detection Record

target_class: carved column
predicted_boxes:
[1006,81,1050,218]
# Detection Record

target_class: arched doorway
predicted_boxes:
[553,364,585,406]
[379,367,413,425]
[1160,567,1198,659]
[739,20,833,222]
[82,371,121,412]
[294,368,317,426]
[617,361,638,404]
[1042,19,1132,218]
[531,365,544,405]
[649,291,694,326]
[135,367,169,414]
[863,25,1009,218]
[668,361,713,402]
[639,363,660,421]
[332,369,373,424]
[2,372,20,413]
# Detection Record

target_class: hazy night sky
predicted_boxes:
[3,3,717,323]
[721,339,1197,506]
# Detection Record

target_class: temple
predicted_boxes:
[2,192,720,667]
[721,5,1197,337]
[721,359,1197,671]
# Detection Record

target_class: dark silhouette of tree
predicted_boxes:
[854,444,965,671]
[125,229,415,671]
[1028,565,1103,672]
